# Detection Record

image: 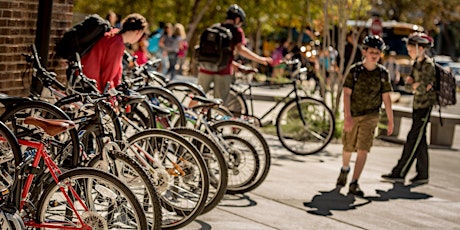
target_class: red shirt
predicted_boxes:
[199,25,246,75]
[81,34,125,92]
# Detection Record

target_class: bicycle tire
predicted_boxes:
[137,86,187,127]
[126,129,209,230]
[122,99,156,135]
[88,150,162,230]
[171,127,228,214]
[207,87,248,117]
[221,134,260,194]
[276,96,335,155]
[36,167,148,230]
[55,96,123,142]
[0,121,22,207]
[0,100,80,167]
[211,119,271,194]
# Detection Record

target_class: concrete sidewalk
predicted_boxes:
[183,135,460,230]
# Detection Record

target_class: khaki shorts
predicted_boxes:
[342,114,379,152]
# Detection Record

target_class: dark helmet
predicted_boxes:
[362,35,386,51]
[226,4,246,22]
[404,32,434,48]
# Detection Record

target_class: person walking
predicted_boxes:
[384,51,402,92]
[159,23,180,80]
[197,4,272,104]
[175,23,189,75]
[336,35,394,196]
[81,13,147,92]
[381,33,437,184]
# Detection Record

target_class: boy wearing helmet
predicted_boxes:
[197,4,272,104]
[337,35,394,196]
[382,32,436,184]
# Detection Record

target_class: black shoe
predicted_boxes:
[410,176,428,184]
[381,173,404,182]
[348,181,364,196]
[336,168,350,186]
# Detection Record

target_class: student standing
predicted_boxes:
[336,35,394,196]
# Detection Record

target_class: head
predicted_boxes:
[404,32,433,60]
[174,23,186,39]
[164,23,174,36]
[106,10,117,26]
[119,13,148,44]
[362,35,386,64]
[226,4,246,26]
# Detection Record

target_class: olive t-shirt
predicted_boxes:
[343,63,392,117]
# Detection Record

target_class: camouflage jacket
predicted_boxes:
[344,63,392,117]
[404,56,437,109]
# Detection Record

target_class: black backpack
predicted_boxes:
[434,62,457,106]
[55,14,111,61]
[196,23,233,72]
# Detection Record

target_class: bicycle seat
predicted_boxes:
[191,95,223,106]
[151,104,172,117]
[24,116,75,136]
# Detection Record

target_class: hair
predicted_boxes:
[174,23,186,39]
[119,13,148,34]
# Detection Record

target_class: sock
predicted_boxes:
[341,166,350,172]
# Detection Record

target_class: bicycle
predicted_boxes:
[0,116,148,229]
[210,59,335,155]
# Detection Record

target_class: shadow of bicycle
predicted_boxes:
[303,187,371,216]
[218,194,258,208]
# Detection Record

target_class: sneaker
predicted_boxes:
[348,181,364,196]
[336,168,350,186]
[381,173,404,182]
[410,176,428,184]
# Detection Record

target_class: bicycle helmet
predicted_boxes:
[404,32,434,47]
[362,35,386,51]
[226,4,246,23]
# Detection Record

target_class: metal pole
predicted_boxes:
[35,0,53,67]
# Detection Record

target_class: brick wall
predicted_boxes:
[0,0,73,96]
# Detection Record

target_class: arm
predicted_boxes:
[382,92,394,136]
[343,87,353,132]
[235,43,272,66]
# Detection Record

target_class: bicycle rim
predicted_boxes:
[276,97,335,155]
[36,168,147,230]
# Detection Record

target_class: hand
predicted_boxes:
[412,82,420,91]
[386,121,393,136]
[261,57,273,66]
[344,116,353,132]
[405,76,414,84]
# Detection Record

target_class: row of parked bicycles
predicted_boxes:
[0,44,276,229]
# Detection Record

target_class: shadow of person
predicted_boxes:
[303,187,371,216]
[365,182,432,202]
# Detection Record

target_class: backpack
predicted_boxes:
[55,14,111,61]
[196,23,233,72]
[434,62,457,106]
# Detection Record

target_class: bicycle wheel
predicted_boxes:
[276,96,335,155]
[0,121,21,206]
[211,120,271,194]
[122,99,156,136]
[36,168,148,230]
[89,150,162,230]
[126,129,209,230]
[222,134,259,194]
[137,86,187,127]
[207,88,248,117]
[0,100,80,167]
[171,127,227,214]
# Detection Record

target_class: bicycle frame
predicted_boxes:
[16,137,90,229]
[232,79,307,126]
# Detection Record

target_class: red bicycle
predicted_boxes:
[0,116,147,229]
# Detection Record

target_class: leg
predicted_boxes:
[197,73,214,93]
[352,150,368,181]
[212,75,232,103]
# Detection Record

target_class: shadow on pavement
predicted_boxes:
[365,182,432,202]
[193,220,212,230]
[303,187,371,216]
[218,194,258,208]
